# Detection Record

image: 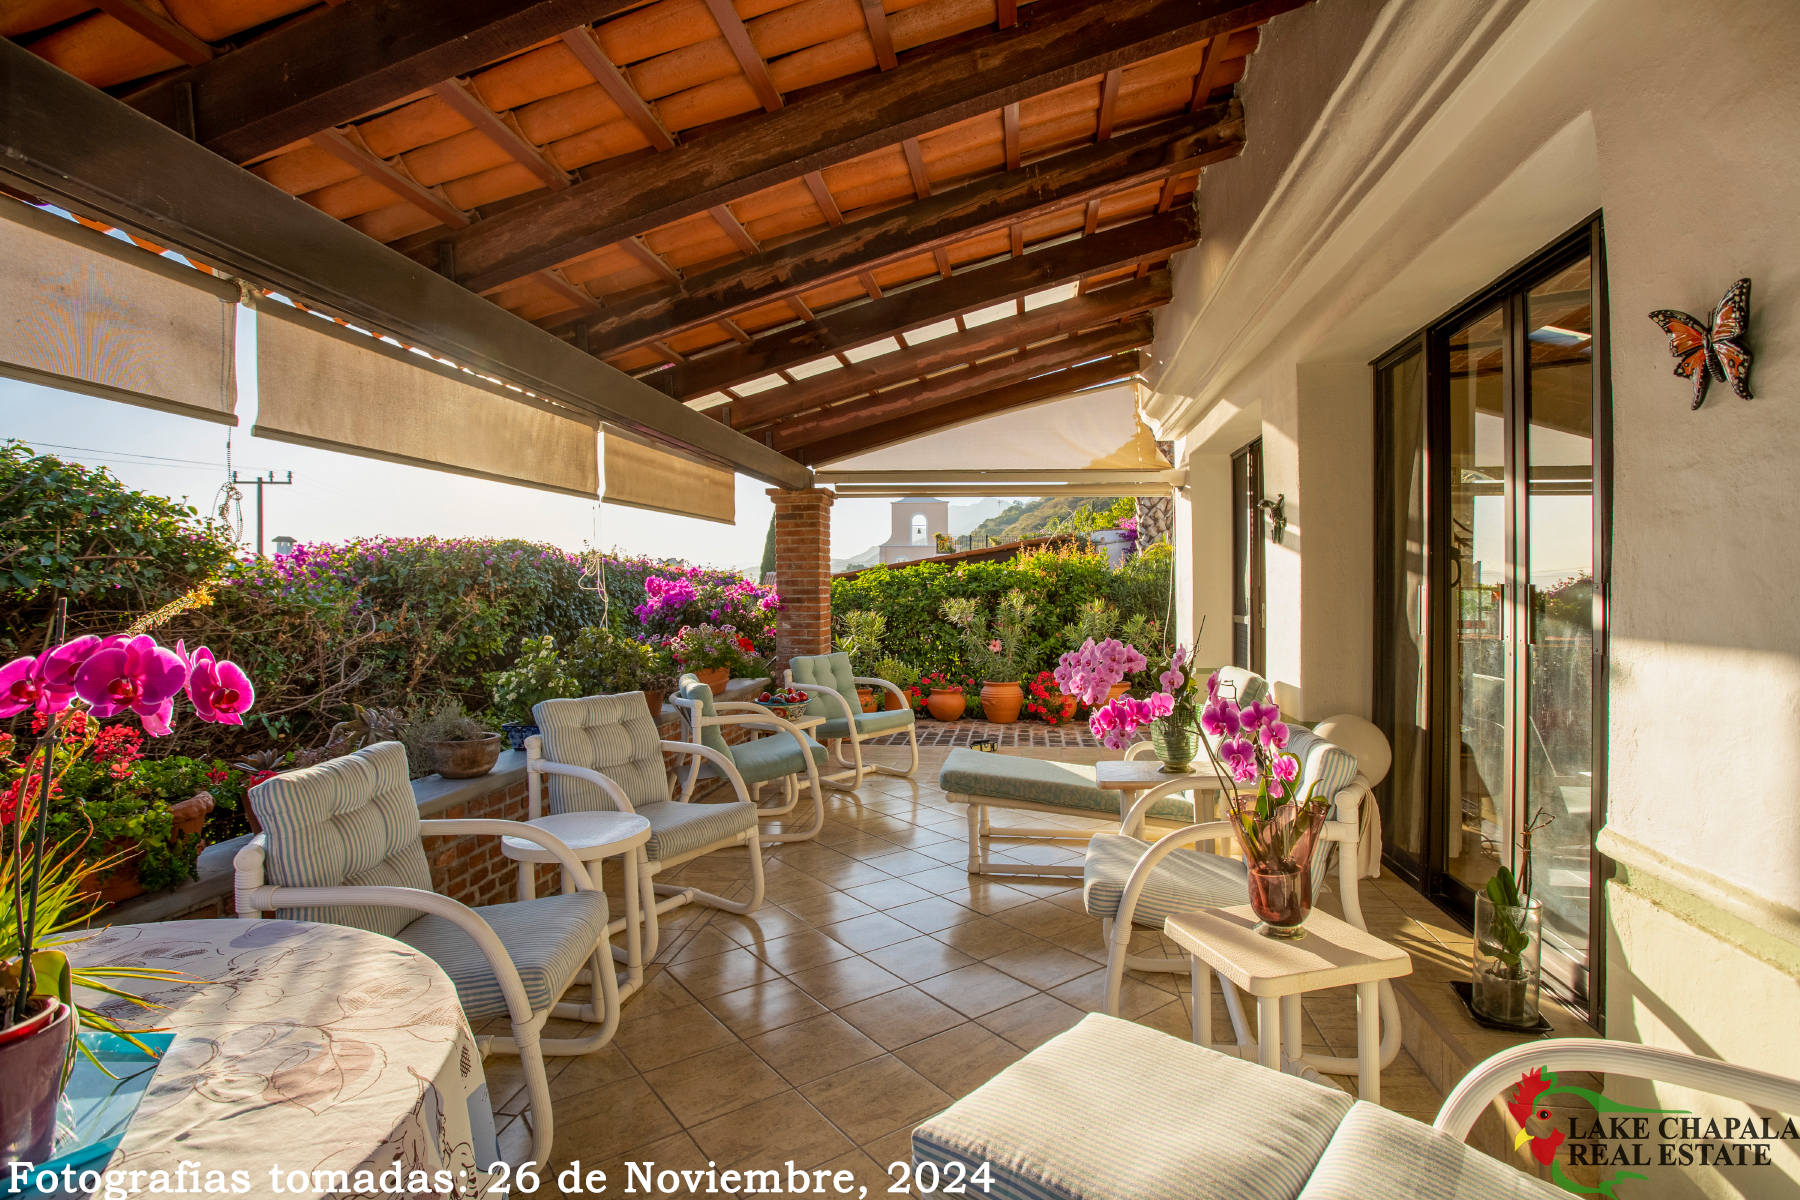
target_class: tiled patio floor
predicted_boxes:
[865,717,1100,748]
[481,743,1446,1196]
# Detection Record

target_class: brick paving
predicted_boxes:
[864,718,1098,748]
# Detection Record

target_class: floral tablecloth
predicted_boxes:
[65,920,498,1199]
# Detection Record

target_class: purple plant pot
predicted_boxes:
[0,997,73,1167]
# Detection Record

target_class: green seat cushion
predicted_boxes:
[1082,832,1249,926]
[1296,1100,1566,1200]
[395,892,608,1020]
[636,799,760,862]
[914,1013,1353,1200]
[938,749,1195,820]
[727,729,828,785]
[814,707,916,739]
[788,653,860,721]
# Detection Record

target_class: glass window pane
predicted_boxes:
[1374,350,1427,861]
[1525,256,1595,966]
[1448,306,1507,899]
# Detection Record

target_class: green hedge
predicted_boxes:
[831,542,1172,679]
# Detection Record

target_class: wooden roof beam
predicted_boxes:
[308,127,469,230]
[704,0,784,112]
[560,105,1241,350]
[127,0,647,163]
[443,0,1304,294]
[765,318,1153,447]
[1097,69,1122,141]
[803,172,845,226]
[861,0,899,70]
[794,353,1138,463]
[1003,102,1021,169]
[95,0,214,66]
[902,138,932,199]
[709,203,760,254]
[620,236,682,286]
[431,79,570,192]
[537,268,600,314]
[651,209,1193,400]
[734,272,1169,425]
[560,27,675,152]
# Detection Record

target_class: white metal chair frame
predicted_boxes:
[1436,1038,1800,1145]
[525,733,765,968]
[667,696,829,843]
[235,819,610,1167]
[781,670,920,787]
[1099,769,1403,1083]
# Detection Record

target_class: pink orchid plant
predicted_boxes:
[1196,672,1331,874]
[1052,637,1148,707]
[1084,644,1193,751]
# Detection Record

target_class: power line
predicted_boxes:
[22,440,223,468]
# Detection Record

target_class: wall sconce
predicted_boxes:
[1259,493,1287,544]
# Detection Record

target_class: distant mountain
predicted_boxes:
[949,499,1008,536]
[967,495,1126,544]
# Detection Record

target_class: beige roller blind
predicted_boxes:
[253,301,598,498]
[603,426,735,525]
[0,200,238,423]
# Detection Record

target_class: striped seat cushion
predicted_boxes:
[914,1013,1352,1200]
[396,892,609,1020]
[1296,1100,1566,1199]
[252,741,434,938]
[637,799,759,863]
[534,692,670,814]
[814,707,915,740]
[1083,833,1249,926]
[939,749,1196,821]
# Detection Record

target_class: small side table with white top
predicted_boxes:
[1095,759,1232,848]
[501,810,652,998]
[1164,905,1412,1102]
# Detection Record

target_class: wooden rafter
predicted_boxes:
[308,127,469,230]
[430,79,570,192]
[932,245,954,279]
[860,0,899,70]
[709,203,760,254]
[560,27,675,152]
[94,0,214,66]
[901,138,932,199]
[1002,103,1022,169]
[797,354,1138,463]
[651,211,1193,400]
[565,106,1241,350]
[1097,69,1123,141]
[803,172,845,225]
[443,0,1302,293]
[537,268,600,314]
[735,274,1169,426]
[703,0,784,112]
[996,0,1019,29]
[127,0,647,162]
[765,317,1154,447]
[620,235,682,286]
[1190,35,1226,109]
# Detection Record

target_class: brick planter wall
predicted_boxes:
[768,487,834,677]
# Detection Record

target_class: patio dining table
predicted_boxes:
[60,919,499,1198]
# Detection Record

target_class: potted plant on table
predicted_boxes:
[942,591,1035,724]
[400,699,503,780]
[669,624,758,693]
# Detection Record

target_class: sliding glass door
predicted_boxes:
[1231,440,1265,675]
[1373,218,1609,1015]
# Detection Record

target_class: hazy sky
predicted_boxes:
[0,303,965,573]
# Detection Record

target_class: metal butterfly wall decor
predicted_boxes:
[1648,278,1753,409]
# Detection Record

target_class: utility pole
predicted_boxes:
[231,470,293,556]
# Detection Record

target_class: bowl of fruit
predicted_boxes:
[757,687,813,722]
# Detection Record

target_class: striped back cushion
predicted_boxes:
[789,652,857,720]
[1285,725,1361,891]
[534,692,669,814]
[676,673,732,760]
[1211,666,1269,705]
[251,741,432,937]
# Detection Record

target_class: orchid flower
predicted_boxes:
[1200,699,1240,738]
[72,634,188,734]
[181,645,256,726]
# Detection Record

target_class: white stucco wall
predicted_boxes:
[1146,0,1800,1167]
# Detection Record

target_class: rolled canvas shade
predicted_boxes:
[823,384,1169,471]
[603,426,735,525]
[253,300,598,498]
[0,199,238,423]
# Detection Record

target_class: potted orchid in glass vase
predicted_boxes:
[1079,645,1200,771]
[1198,673,1332,939]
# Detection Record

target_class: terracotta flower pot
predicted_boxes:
[1049,690,1078,721]
[88,790,216,906]
[1107,682,1131,703]
[642,690,665,722]
[980,681,1025,724]
[427,732,504,779]
[857,687,877,712]
[696,666,729,692]
[0,996,72,1168]
[926,690,966,721]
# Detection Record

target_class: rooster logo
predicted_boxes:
[1506,1067,1683,1197]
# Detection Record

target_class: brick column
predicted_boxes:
[767,487,833,677]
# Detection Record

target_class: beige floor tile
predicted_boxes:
[787,955,907,1008]
[861,936,981,984]
[994,899,1093,940]
[913,963,1040,1018]
[888,896,982,934]
[668,926,746,963]
[946,881,1042,915]
[983,940,1100,990]
[542,1043,635,1108]
[620,965,699,1016]
[836,986,966,1050]
[974,992,1086,1050]
[562,1132,710,1199]
[843,878,937,909]
[666,945,785,1000]
[706,903,816,950]
[857,848,945,875]
[782,891,878,928]
[758,869,837,905]
[930,916,1037,960]
[804,858,901,888]
[549,1074,682,1157]
[1049,968,1177,1019]
[688,1089,855,1173]
[893,1022,1025,1099]
[859,1126,917,1173]
[820,912,921,953]
[800,1055,954,1145]
[701,976,830,1039]
[746,1013,885,1085]
[902,865,989,894]
[612,1001,740,1072]
[750,927,860,973]
[643,1042,791,1127]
